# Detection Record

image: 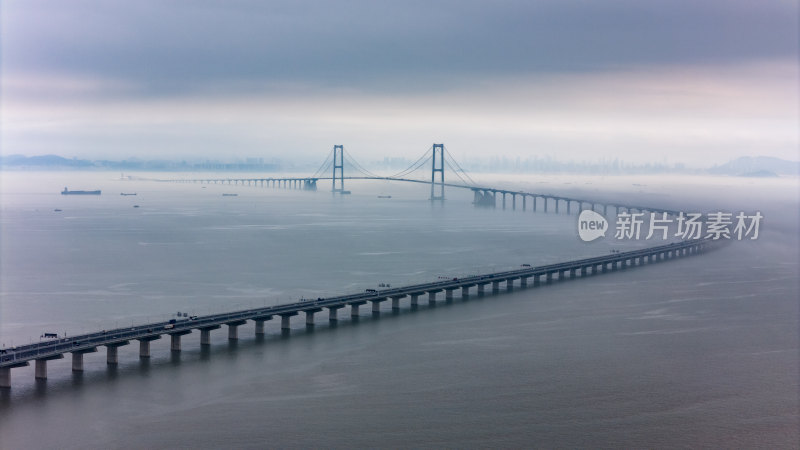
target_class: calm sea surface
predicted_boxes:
[0,172,797,448]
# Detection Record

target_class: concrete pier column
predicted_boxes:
[350,303,361,318]
[139,340,151,357]
[428,291,437,305]
[306,311,316,325]
[477,284,485,295]
[533,196,537,212]
[506,279,514,291]
[171,334,182,351]
[201,329,212,345]
[461,286,470,297]
[410,294,420,306]
[492,281,500,293]
[581,267,588,276]
[106,346,118,365]
[35,360,47,379]
[570,268,577,278]
[602,263,609,273]
[281,315,291,330]
[567,201,571,215]
[228,325,239,340]
[445,289,455,301]
[254,320,265,335]
[533,275,540,287]
[520,277,528,288]
[0,367,10,388]
[72,353,84,372]
[371,299,383,313]
[328,307,338,322]
[546,272,553,283]
[391,296,401,310]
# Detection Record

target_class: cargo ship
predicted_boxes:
[61,187,101,195]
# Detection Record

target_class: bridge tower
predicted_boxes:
[431,143,444,201]
[332,145,344,193]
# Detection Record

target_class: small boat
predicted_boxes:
[120,193,137,196]
[222,193,238,197]
[377,195,392,199]
[62,187,101,195]
[133,205,140,208]
[54,209,62,212]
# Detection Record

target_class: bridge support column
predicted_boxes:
[281,315,291,330]
[107,346,118,365]
[461,286,470,297]
[512,194,516,210]
[305,311,317,325]
[533,196,537,212]
[533,275,541,287]
[492,281,500,293]
[140,340,151,357]
[546,272,553,283]
[350,303,361,318]
[72,353,84,372]
[371,299,384,313]
[570,268,577,279]
[171,334,181,351]
[445,289,455,302]
[477,284,486,295]
[254,320,266,335]
[228,325,239,340]
[580,266,587,276]
[198,325,219,345]
[410,294,420,307]
[328,306,340,322]
[0,367,10,388]
[506,279,514,291]
[522,196,527,211]
[391,296,402,310]
[520,277,528,287]
[35,359,47,380]
[428,291,437,305]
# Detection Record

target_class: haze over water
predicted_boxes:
[1,172,797,448]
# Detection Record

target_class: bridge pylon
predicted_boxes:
[431,143,444,201]
[332,145,344,193]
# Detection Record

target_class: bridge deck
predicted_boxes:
[0,238,715,369]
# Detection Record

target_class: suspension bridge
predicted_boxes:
[0,144,710,388]
[166,144,682,217]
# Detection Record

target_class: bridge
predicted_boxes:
[0,238,719,388]
[164,144,683,217]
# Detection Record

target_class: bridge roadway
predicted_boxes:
[168,175,683,217]
[0,238,717,388]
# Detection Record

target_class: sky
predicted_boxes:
[1,0,798,167]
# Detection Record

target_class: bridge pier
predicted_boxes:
[371,298,385,313]
[492,281,500,294]
[350,303,361,318]
[137,336,160,357]
[567,200,571,215]
[533,196,537,212]
[170,330,191,351]
[555,199,559,214]
[280,312,297,330]
[34,354,64,380]
[476,283,486,295]
[105,341,129,365]
[304,309,321,325]
[581,266,588,276]
[410,294,421,307]
[506,279,514,291]
[391,295,404,310]
[520,276,528,288]
[254,319,266,335]
[570,268,577,278]
[512,194,516,210]
[522,195,527,211]
[428,291,440,305]
[546,272,553,283]
[199,325,220,345]
[533,274,541,287]
[0,367,10,388]
[227,321,247,340]
[71,347,97,370]
[445,288,455,302]
[327,305,344,322]
[461,286,470,297]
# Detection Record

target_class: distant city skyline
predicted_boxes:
[1,1,797,165]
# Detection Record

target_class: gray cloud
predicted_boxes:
[3,0,796,96]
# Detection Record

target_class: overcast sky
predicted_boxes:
[1,0,797,166]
